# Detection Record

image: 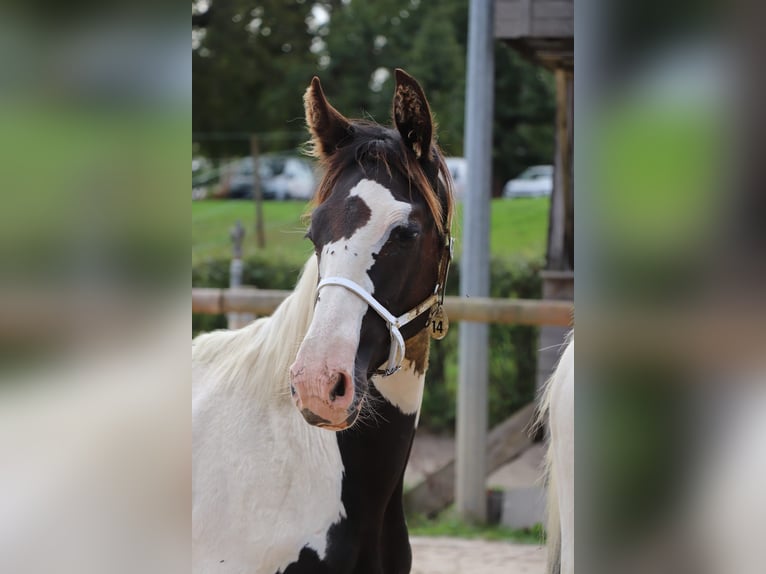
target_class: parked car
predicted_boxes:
[443,157,467,200]
[502,165,554,198]
[192,157,218,200]
[224,155,317,200]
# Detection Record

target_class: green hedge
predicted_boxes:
[192,255,305,335]
[422,258,542,432]
[192,256,542,433]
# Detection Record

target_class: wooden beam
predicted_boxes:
[404,402,537,517]
[546,67,574,271]
[443,296,572,326]
[191,288,574,327]
[251,136,266,249]
[191,288,222,315]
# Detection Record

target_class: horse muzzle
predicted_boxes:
[289,365,359,430]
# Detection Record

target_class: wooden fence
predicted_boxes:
[192,287,574,327]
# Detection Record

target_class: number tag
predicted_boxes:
[426,305,449,340]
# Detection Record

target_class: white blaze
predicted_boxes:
[296,179,412,377]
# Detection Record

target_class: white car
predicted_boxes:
[443,157,467,200]
[226,155,316,201]
[502,165,554,198]
[263,156,316,201]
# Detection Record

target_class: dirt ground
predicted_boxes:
[405,433,548,574]
[411,536,547,574]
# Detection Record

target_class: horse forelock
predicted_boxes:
[308,121,453,237]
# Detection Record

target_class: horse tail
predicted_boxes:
[535,332,574,574]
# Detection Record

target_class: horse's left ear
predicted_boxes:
[393,69,433,160]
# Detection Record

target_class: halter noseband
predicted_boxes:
[316,234,453,377]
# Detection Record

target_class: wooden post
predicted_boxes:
[228,221,254,329]
[250,135,266,249]
[562,69,574,269]
[548,68,574,271]
[538,67,574,392]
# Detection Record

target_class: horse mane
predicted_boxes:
[192,255,319,400]
[307,121,454,235]
[534,331,574,574]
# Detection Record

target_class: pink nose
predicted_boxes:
[289,367,356,430]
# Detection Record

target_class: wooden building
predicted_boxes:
[495,0,574,386]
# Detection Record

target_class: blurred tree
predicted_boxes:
[315,0,555,188]
[318,0,464,152]
[492,43,556,191]
[192,0,555,187]
[405,1,465,155]
[192,0,318,158]
[318,0,419,123]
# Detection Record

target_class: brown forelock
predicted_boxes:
[308,121,454,237]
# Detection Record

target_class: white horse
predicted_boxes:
[537,334,574,574]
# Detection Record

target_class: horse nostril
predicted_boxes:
[329,373,346,401]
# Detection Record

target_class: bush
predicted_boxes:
[422,257,542,432]
[192,256,543,433]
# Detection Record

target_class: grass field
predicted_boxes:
[407,507,544,543]
[193,197,549,266]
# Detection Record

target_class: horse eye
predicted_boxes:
[392,224,420,243]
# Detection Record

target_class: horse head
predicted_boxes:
[289,69,453,430]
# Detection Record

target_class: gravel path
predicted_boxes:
[410,537,547,574]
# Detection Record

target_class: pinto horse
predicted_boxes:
[192,69,454,574]
[537,334,574,574]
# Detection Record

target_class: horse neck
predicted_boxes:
[334,330,430,518]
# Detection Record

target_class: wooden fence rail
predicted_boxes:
[192,287,573,327]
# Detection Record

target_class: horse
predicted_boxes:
[537,333,574,574]
[192,69,454,574]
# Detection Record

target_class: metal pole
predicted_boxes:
[250,135,266,249]
[456,0,494,523]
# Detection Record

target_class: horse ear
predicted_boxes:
[304,76,352,158]
[392,68,433,160]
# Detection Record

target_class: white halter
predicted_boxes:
[316,277,440,376]
[316,234,453,377]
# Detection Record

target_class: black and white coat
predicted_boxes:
[192,253,428,574]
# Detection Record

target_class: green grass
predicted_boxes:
[192,197,549,266]
[407,507,545,544]
[484,197,549,262]
[192,200,315,267]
